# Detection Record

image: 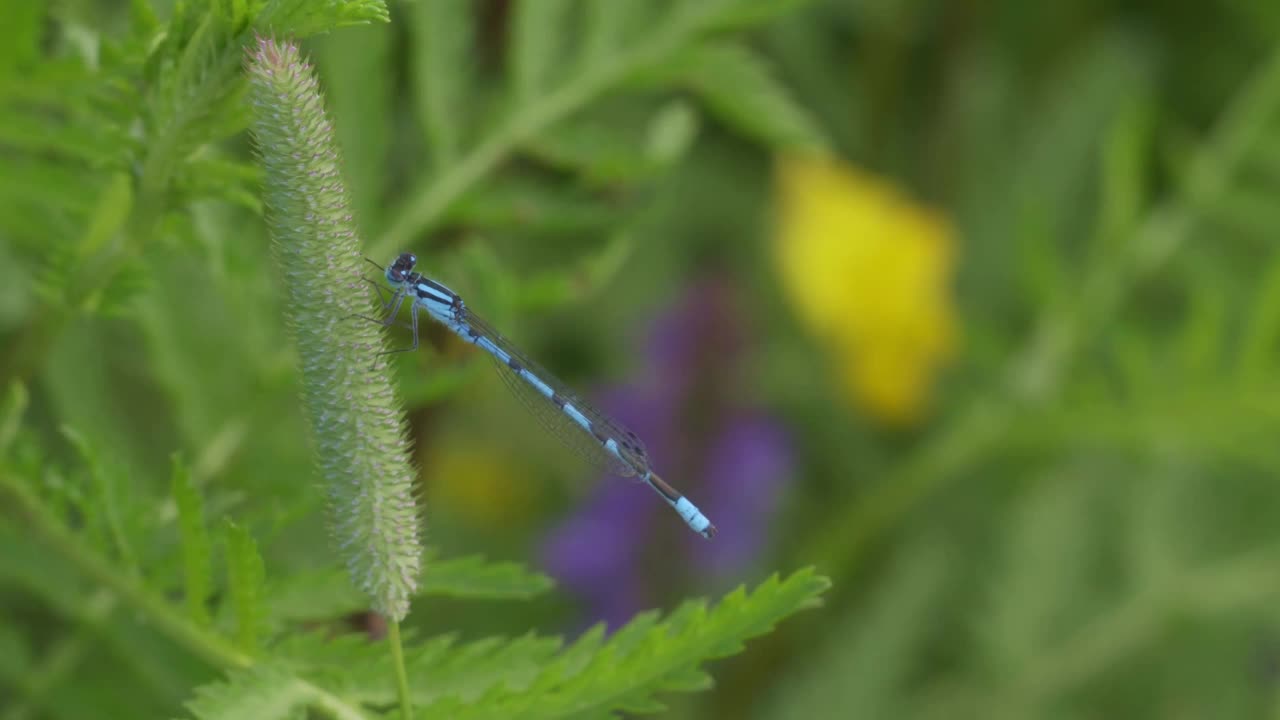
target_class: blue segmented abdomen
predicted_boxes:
[520,371,555,400]
[674,497,713,535]
[411,298,716,538]
[561,403,592,433]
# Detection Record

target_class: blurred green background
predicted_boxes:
[5,0,1280,717]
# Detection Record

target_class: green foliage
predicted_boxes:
[266,570,827,719]
[373,0,829,257]
[415,550,556,599]
[185,661,321,720]
[0,7,827,716]
[15,0,1280,719]
[173,454,214,626]
[254,0,390,38]
[0,0,396,395]
[265,553,553,624]
[224,520,266,654]
[5,419,818,718]
[413,570,829,720]
[670,42,827,151]
[59,425,143,575]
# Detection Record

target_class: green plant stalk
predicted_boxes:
[246,35,422,621]
[387,619,413,720]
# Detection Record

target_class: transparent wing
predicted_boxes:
[460,308,648,478]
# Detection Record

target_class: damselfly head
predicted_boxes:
[385,252,418,286]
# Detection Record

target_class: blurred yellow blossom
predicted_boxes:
[773,154,958,425]
[426,440,536,527]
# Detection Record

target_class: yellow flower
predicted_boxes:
[426,440,536,527]
[774,154,958,426]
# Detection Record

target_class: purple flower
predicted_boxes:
[541,279,792,628]
[692,417,791,574]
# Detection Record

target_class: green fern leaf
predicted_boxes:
[91,256,152,317]
[522,99,699,183]
[274,630,394,670]
[275,629,562,709]
[185,662,315,720]
[145,11,245,175]
[423,634,559,697]
[549,622,608,679]
[266,553,553,623]
[260,568,362,624]
[253,0,389,38]
[224,520,266,654]
[172,454,213,626]
[0,103,132,168]
[676,42,826,151]
[0,158,103,228]
[138,3,388,228]
[77,173,134,259]
[408,0,475,170]
[173,155,263,212]
[418,551,556,599]
[420,569,828,720]
[59,425,140,574]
